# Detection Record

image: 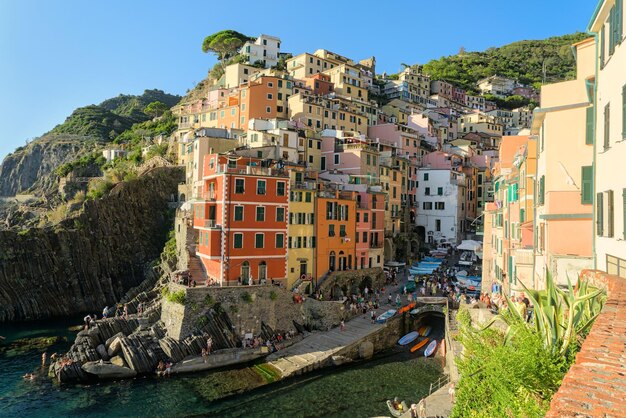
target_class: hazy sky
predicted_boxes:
[0,0,594,161]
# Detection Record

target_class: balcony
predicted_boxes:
[196,219,221,229]
[293,181,317,190]
[214,164,288,177]
[514,248,534,265]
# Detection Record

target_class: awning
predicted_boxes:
[457,240,482,252]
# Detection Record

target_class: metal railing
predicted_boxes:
[428,374,450,397]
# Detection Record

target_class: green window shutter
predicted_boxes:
[539,176,545,205]
[608,190,614,238]
[615,0,624,45]
[508,256,513,283]
[622,188,626,239]
[601,25,606,68]
[597,192,604,236]
[609,7,616,55]
[581,166,593,204]
[520,208,525,223]
[586,106,594,145]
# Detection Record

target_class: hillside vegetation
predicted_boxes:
[50,89,181,140]
[422,32,589,91]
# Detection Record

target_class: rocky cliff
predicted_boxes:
[0,135,104,196]
[0,166,184,322]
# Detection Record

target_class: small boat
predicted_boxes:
[398,331,419,346]
[376,309,397,324]
[409,308,420,316]
[398,302,415,314]
[421,326,432,337]
[424,340,438,357]
[417,325,426,334]
[410,337,429,353]
[386,399,409,417]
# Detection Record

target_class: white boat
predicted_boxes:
[398,331,419,346]
[424,340,438,357]
[376,309,397,324]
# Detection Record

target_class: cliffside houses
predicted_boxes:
[172,34,561,289]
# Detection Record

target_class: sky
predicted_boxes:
[0,0,595,161]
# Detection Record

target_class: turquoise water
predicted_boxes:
[0,320,442,418]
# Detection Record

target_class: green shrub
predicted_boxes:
[167,290,186,305]
[269,291,278,301]
[86,179,114,200]
[241,292,253,304]
[203,294,214,306]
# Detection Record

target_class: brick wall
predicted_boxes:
[545,269,626,417]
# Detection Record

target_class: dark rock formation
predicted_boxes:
[0,166,183,322]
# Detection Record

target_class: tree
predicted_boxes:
[143,101,168,118]
[201,30,252,69]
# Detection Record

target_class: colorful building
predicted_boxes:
[194,154,289,286]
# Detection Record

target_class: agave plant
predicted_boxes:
[484,272,605,357]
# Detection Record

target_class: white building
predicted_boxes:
[415,168,466,245]
[589,0,626,277]
[102,149,126,162]
[477,75,517,98]
[240,34,281,68]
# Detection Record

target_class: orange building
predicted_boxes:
[304,73,334,96]
[194,154,289,285]
[315,189,357,277]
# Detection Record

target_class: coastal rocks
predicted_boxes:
[0,166,184,322]
[358,341,374,359]
[107,336,123,357]
[331,355,353,366]
[82,361,137,380]
[96,344,109,361]
[110,355,127,367]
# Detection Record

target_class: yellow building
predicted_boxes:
[323,63,368,102]
[458,113,503,136]
[287,170,318,290]
[286,52,333,79]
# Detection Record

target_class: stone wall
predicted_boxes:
[319,267,385,299]
[546,269,626,417]
[161,284,345,341]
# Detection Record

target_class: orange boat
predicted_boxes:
[397,302,416,314]
[410,338,430,353]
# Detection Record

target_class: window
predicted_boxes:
[255,233,264,248]
[437,187,443,195]
[256,206,265,222]
[435,202,445,210]
[339,225,346,237]
[275,233,284,248]
[423,202,433,210]
[435,219,441,231]
[235,178,245,193]
[321,156,326,170]
[586,106,594,145]
[334,154,339,165]
[257,180,266,195]
[597,192,604,236]
[604,103,611,150]
[581,166,593,204]
[425,187,431,195]
[276,181,285,196]
[276,207,285,222]
[423,173,429,181]
[234,233,243,249]
[266,106,271,113]
[234,206,244,221]
[328,224,335,237]
[363,231,367,243]
[538,175,545,205]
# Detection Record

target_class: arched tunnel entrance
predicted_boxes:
[405,303,447,350]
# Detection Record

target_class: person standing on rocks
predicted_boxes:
[207,337,213,354]
[340,320,345,331]
[418,398,426,418]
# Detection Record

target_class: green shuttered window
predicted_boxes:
[586,106,594,145]
[604,103,611,150]
[581,166,593,204]
[538,175,545,205]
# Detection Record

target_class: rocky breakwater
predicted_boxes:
[0,166,184,322]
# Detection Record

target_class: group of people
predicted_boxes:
[156,360,173,377]
[101,304,130,320]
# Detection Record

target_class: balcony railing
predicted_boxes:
[196,219,221,229]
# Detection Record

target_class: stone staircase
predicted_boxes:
[187,250,207,284]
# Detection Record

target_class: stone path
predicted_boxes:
[399,385,453,418]
[267,312,385,378]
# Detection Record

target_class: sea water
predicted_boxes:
[0,320,442,418]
